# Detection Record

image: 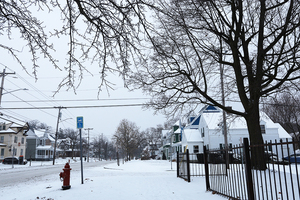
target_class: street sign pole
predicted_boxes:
[77,117,84,184]
[79,128,83,184]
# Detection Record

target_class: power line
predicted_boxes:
[0,103,148,110]
[1,100,297,110]
[1,97,151,103]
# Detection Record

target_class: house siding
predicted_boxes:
[25,139,37,160]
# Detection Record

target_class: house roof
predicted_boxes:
[0,128,17,134]
[184,129,203,142]
[174,127,181,134]
[36,145,54,150]
[35,129,46,137]
[201,109,291,139]
[26,129,38,138]
[202,112,223,129]
[274,123,292,139]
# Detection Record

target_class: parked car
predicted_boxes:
[2,156,27,165]
[283,154,300,163]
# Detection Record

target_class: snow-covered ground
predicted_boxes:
[0,159,225,200]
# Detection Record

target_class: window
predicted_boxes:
[193,145,199,153]
[261,125,266,134]
[0,136,4,143]
[0,124,5,130]
[38,150,45,155]
[201,128,205,137]
[21,149,23,156]
[1,148,4,158]
[14,136,18,143]
[21,137,24,144]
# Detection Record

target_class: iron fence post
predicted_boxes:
[186,149,190,182]
[177,150,179,177]
[243,137,254,200]
[204,146,210,191]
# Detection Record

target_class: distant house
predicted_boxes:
[25,129,55,161]
[0,122,29,161]
[181,105,292,158]
[159,121,183,160]
[57,138,81,158]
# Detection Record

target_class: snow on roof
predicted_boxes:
[36,145,54,150]
[35,129,46,137]
[184,129,203,142]
[26,129,38,138]
[174,127,182,133]
[227,116,248,129]
[202,112,223,129]
[10,123,28,128]
[0,128,16,134]
[202,110,290,138]
[274,123,292,139]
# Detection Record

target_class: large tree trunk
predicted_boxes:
[244,103,267,170]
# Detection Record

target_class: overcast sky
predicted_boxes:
[0,4,172,140]
[0,61,167,140]
[0,3,245,141]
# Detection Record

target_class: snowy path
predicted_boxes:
[0,160,225,200]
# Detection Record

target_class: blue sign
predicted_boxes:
[77,116,84,129]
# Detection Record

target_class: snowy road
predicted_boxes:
[0,161,114,187]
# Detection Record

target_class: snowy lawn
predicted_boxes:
[0,159,225,200]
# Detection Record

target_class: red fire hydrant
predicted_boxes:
[59,163,72,190]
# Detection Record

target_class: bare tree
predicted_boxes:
[142,126,163,158]
[263,93,300,146]
[0,0,145,92]
[64,128,79,159]
[92,134,107,160]
[112,119,145,160]
[28,120,50,130]
[127,0,300,169]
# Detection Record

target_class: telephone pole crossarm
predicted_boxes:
[0,68,16,105]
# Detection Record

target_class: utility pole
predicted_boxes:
[84,128,93,162]
[219,39,229,169]
[53,106,66,165]
[0,68,16,105]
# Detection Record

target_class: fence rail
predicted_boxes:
[177,149,206,182]
[177,138,300,200]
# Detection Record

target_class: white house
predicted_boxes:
[181,105,292,158]
[0,122,29,161]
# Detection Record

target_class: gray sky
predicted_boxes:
[0,4,170,140]
[0,63,244,140]
[0,3,243,141]
[0,58,167,140]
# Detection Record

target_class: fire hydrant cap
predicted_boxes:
[65,163,70,168]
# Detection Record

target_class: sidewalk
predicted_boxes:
[0,159,224,200]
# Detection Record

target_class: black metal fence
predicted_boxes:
[177,149,205,182]
[177,138,300,200]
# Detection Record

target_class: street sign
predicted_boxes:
[77,116,84,129]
